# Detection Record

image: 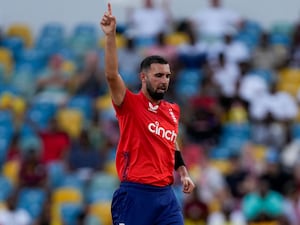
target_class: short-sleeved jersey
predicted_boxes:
[113,89,180,187]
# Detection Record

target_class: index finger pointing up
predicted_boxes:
[108,3,112,15]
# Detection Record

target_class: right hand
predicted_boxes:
[100,3,116,35]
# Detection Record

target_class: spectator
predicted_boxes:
[126,0,172,40]
[74,51,107,98]
[28,117,70,165]
[177,28,207,69]
[67,129,103,178]
[34,54,70,105]
[143,32,179,72]
[252,31,288,71]
[0,192,32,225]
[225,154,250,200]
[242,175,285,223]
[183,186,209,224]
[118,36,143,90]
[18,148,47,189]
[190,0,243,41]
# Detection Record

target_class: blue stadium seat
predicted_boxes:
[26,101,57,130]
[174,69,203,99]
[60,203,83,225]
[17,187,47,219]
[0,175,13,201]
[40,22,65,39]
[2,36,24,60]
[16,49,47,73]
[67,95,93,121]
[47,161,66,189]
[86,172,119,204]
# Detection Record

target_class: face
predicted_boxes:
[141,63,171,101]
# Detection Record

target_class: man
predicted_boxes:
[100,3,195,225]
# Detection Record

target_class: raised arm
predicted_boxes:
[100,3,126,106]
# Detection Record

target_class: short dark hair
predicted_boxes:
[139,55,169,72]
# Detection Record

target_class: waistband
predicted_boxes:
[120,181,172,192]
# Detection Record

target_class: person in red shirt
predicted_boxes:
[100,4,195,225]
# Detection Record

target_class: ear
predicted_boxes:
[140,72,146,81]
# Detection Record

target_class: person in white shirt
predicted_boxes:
[190,0,243,41]
[126,0,172,40]
[0,194,32,225]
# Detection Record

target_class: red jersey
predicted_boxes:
[113,89,180,187]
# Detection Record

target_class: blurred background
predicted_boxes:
[1,0,300,224]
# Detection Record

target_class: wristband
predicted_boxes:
[174,150,185,170]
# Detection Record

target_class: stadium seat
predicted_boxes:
[2,160,20,186]
[57,108,83,138]
[0,47,14,75]
[67,95,93,121]
[51,187,83,225]
[60,203,83,225]
[0,175,13,201]
[52,187,83,205]
[26,101,57,130]
[166,32,188,46]
[40,22,65,40]
[16,48,47,73]
[6,23,33,47]
[89,201,112,225]
[17,187,47,219]
[47,161,66,189]
[2,36,24,60]
[86,172,119,204]
[174,68,203,100]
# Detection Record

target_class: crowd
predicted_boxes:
[0,0,300,224]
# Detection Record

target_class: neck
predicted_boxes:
[142,89,161,104]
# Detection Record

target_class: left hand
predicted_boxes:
[181,175,195,194]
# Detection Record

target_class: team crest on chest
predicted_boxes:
[148,102,159,113]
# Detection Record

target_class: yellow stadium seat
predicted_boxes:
[166,32,188,46]
[6,23,33,47]
[57,108,83,138]
[104,160,118,177]
[277,82,300,97]
[89,201,112,225]
[52,187,83,205]
[51,187,83,225]
[279,68,300,83]
[0,48,14,75]
[209,159,232,175]
[2,160,20,186]
[96,93,113,111]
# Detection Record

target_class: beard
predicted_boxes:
[146,81,166,101]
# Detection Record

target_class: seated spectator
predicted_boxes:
[143,32,179,72]
[177,28,207,69]
[34,54,70,105]
[207,191,247,225]
[118,36,143,90]
[74,51,107,98]
[225,154,250,200]
[67,129,103,175]
[242,175,285,223]
[125,0,172,41]
[183,186,209,224]
[18,148,47,189]
[0,191,32,225]
[6,133,22,163]
[189,0,243,41]
[252,32,288,71]
[29,117,70,164]
[185,77,222,146]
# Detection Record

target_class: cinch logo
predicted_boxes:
[148,121,177,142]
